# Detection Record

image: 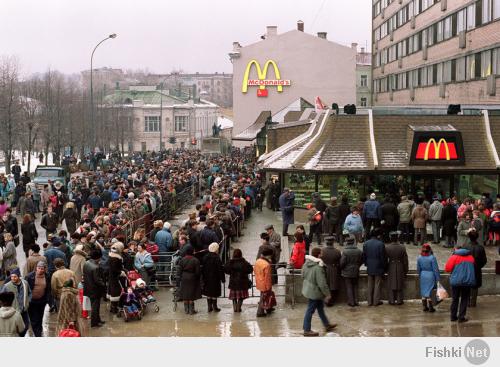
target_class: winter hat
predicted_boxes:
[128,192,135,199]
[51,237,61,246]
[208,242,219,253]
[345,236,356,246]
[111,242,124,253]
[163,222,171,230]
[370,193,376,200]
[75,244,84,253]
[136,278,146,288]
[10,268,21,277]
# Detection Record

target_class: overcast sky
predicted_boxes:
[1,0,371,76]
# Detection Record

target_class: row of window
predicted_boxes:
[144,115,189,132]
[374,47,500,93]
[374,0,500,68]
[373,0,394,19]
[374,0,438,41]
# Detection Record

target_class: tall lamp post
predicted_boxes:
[158,77,170,151]
[90,33,117,151]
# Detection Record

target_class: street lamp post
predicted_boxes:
[159,82,164,151]
[90,33,117,151]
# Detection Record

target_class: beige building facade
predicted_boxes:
[230,22,356,138]
[372,0,500,105]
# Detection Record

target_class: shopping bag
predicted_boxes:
[82,296,91,311]
[436,282,449,301]
[58,322,80,337]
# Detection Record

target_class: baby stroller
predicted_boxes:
[135,278,160,313]
[117,278,144,322]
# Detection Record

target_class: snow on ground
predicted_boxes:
[0,151,55,174]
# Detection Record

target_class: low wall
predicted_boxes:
[285,269,500,304]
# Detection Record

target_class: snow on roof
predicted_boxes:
[218,116,234,129]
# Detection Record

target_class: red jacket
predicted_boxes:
[290,241,306,269]
[444,252,475,273]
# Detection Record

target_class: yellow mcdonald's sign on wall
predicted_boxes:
[241,59,291,97]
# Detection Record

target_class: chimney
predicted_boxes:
[317,32,327,39]
[361,47,365,53]
[232,42,241,52]
[297,20,304,32]
[351,42,358,51]
[266,26,278,38]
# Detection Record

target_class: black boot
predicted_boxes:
[428,299,435,313]
[237,299,243,313]
[207,298,213,312]
[184,302,189,314]
[422,299,429,312]
[189,302,197,315]
[212,298,221,312]
[232,300,238,312]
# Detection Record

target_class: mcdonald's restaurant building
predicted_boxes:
[259,108,500,207]
[229,23,357,143]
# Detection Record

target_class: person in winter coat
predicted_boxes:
[56,279,83,336]
[466,231,487,307]
[108,242,125,314]
[62,202,79,235]
[26,261,51,337]
[0,292,25,337]
[343,207,364,243]
[83,250,106,328]
[429,196,444,244]
[1,268,31,336]
[378,197,399,242]
[201,242,225,312]
[301,247,337,337]
[176,246,202,315]
[1,234,17,277]
[134,243,155,285]
[51,258,77,306]
[321,236,341,306]
[69,244,87,285]
[442,199,458,248]
[340,236,363,307]
[21,214,38,259]
[254,247,275,317]
[445,245,476,322]
[224,249,253,312]
[385,232,409,305]
[24,244,46,275]
[279,188,295,236]
[324,197,341,238]
[289,232,306,270]
[397,196,414,244]
[363,193,381,233]
[40,206,59,239]
[362,229,386,306]
[337,196,351,246]
[3,208,19,246]
[411,202,428,246]
[417,244,440,312]
[265,224,281,263]
[155,222,173,253]
[457,212,473,248]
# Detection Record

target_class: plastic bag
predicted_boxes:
[436,282,449,301]
[58,323,80,337]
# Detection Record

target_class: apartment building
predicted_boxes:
[372,0,500,105]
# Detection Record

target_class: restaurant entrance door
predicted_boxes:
[412,175,453,201]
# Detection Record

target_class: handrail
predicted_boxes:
[482,109,500,169]
[368,109,379,169]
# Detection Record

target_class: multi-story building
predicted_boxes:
[104,85,218,152]
[372,0,500,105]
[356,45,373,106]
[149,73,233,108]
[81,67,139,91]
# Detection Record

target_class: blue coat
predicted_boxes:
[344,214,363,234]
[363,199,380,220]
[417,255,440,297]
[363,238,386,276]
[279,192,295,225]
[155,229,173,253]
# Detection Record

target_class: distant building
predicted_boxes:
[149,73,233,108]
[230,22,357,142]
[356,45,372,107]
[104,86,218,152]
[80,67,138,91]
[372,0,500,105]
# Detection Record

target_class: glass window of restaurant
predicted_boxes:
[454,174,499,201]
[284,173,316,207]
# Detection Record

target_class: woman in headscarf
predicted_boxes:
[417,243,440,312]
[224,248,253,312]
[57,279,84,336]
[62,202,79,236]
[108,242,125,313]
[176,246,202,315]
[201,242,225,312]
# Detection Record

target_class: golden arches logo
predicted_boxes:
[241,59,290,94]
[423,138,450,160]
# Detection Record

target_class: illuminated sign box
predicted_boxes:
[409,130,465,166]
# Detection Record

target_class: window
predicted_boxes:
[481,50,493,77]
[427,65,435,86]
[420,66,428,86]
[437,63,443,84]
[411,33,420,53]
[427,25,435,46]
[360,97,367,107]
[144,116,160,132]
[495,48,500,75]
[495,0,500,19]
[467,4,476,29]
[456,56,466,81]
[483,0,493,23]
[436,20,443,42]
[443,16,452,40]
[457,8,466,33]
[467,53,481,80]
[360,75,368,87]
[411,69,419,88]
[443,60,453,83]
[174,115,188,132]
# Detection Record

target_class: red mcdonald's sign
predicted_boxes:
[415,138,458,161]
